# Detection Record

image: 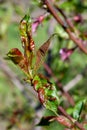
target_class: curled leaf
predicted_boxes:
[20,14,35,57]
[38,88,46,104]
[7,48,28,74]
[37,115,72,128]
[56,115,72,128]
[20,14,35,75]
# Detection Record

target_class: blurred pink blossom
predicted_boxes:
[59,47,76,61]
[32,14,47,33]
[73,14,83,23]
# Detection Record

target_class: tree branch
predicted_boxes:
[41,0,87,54]
[58,106,85,130]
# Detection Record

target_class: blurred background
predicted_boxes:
[0,0,87,130]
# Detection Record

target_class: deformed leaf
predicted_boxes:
[32,74,59,115]
[33,75,42,91]
[7,48,23,64]
[7,48,28,74]
[56,115,72,128]
[44,84,59,115]
[20,14,35,58]
[37,115,72,128]
[20,14,32,40]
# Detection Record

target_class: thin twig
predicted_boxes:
[41,0,87,54]
[58,106,85,130]
[54,4,75,32]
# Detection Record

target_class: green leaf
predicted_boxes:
[33,74,59,115]
[20,14,32,38]
[44,84,59,115]
[73,99,86,120]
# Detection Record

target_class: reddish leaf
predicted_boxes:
[35,34,56,71]
[38,88,45,104]
[37,115,72,128]
[20,14,35,59]
[7,48,28,73]
[32,74,59,114]
[55,115,72,128]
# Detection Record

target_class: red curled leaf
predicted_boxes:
[38,88,45,104]
[7,48,28,74]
